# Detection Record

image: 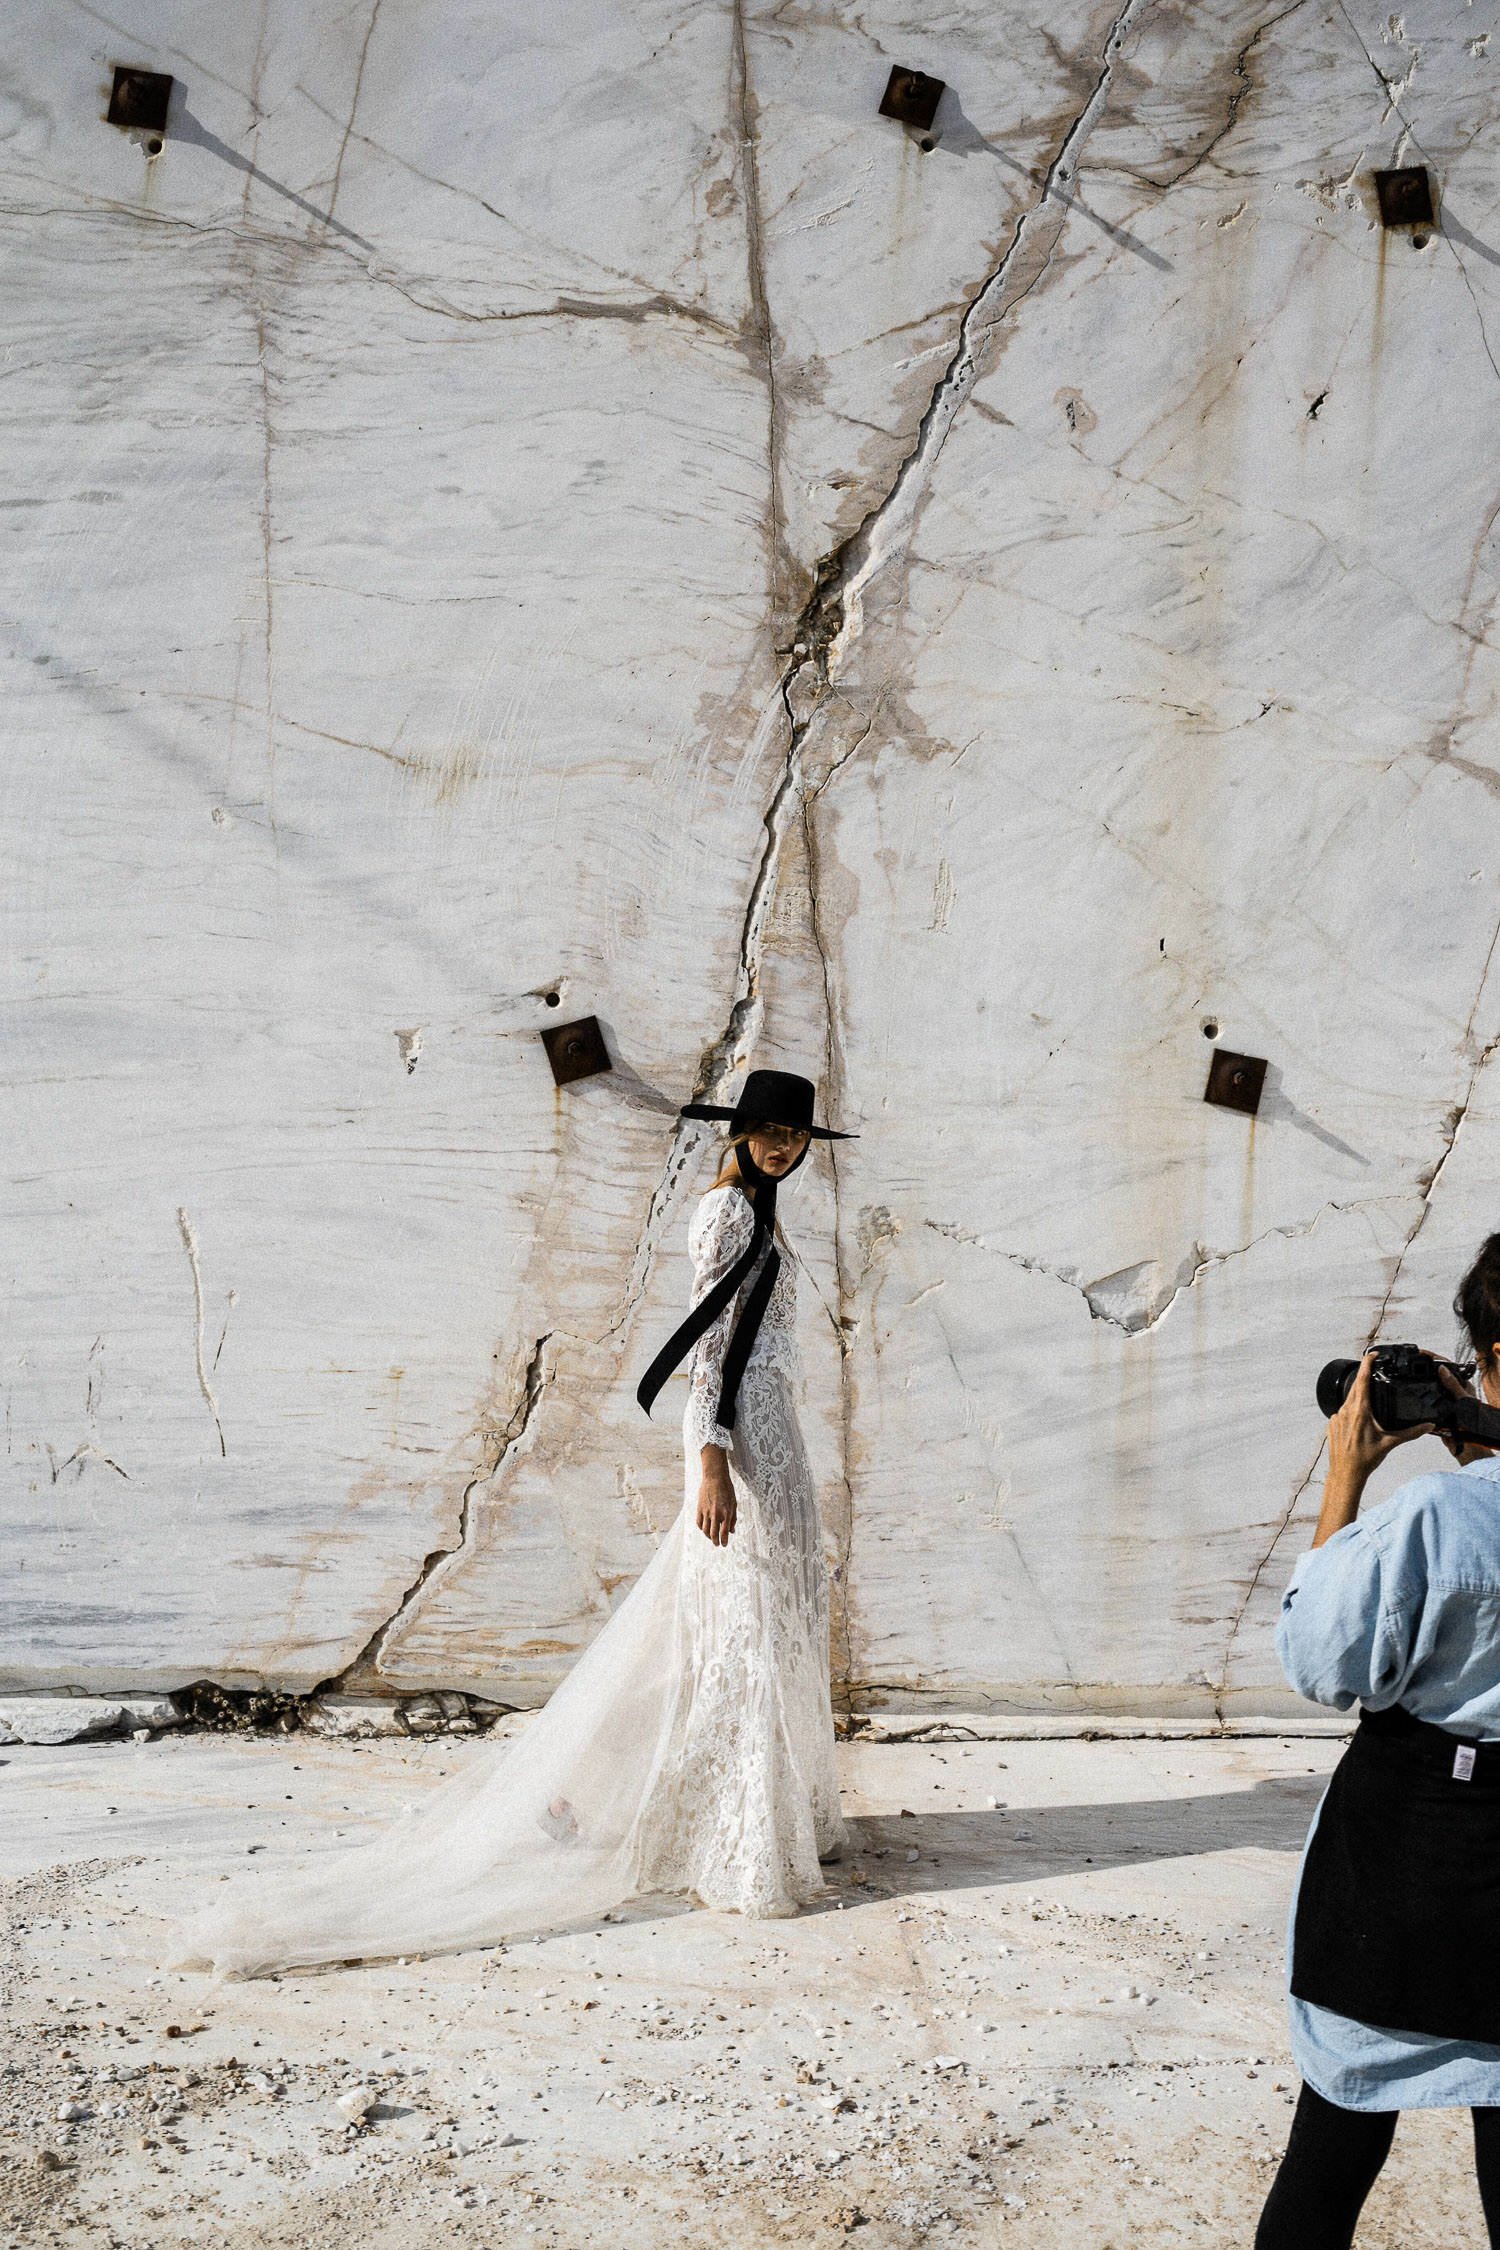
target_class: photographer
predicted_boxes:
[1256,1234,1500,2248]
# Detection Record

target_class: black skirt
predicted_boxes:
[1291,1703,1500,2043]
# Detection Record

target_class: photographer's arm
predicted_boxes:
[1278,1355,1441,1709]
[1312,1351,1434,1548]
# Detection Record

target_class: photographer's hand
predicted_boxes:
[1313,1351,1435,1548]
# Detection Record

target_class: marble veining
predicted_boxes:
[4,2,1499,1716]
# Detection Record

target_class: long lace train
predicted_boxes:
[166,1189,843,1978]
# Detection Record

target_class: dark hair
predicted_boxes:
[1455,1233,1500,1365]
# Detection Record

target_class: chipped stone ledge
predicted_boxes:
[323,1329,554,1694]
[0,1686,521,1747]
[0,1690,1349,1749]
[0,1694,186,1747]
[837,1711,1353,1744]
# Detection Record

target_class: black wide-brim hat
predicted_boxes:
[680,1067,855,1141]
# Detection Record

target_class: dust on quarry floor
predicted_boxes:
[2,1729,1490,2248]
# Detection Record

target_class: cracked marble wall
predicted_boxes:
[5,1,1500,1716]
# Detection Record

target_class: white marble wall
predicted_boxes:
[5,1,1499,1714]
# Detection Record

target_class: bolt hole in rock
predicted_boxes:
[1201,1019,1220,1040]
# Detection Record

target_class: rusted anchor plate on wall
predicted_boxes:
[1204,1049,1267,1117]
[878,66,945,133]
[1373,166,1434,229]
[107,66,174,134]
[542,1016,612,1087]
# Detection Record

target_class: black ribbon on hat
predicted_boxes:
[635,1137,801,1435]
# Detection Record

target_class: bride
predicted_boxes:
[170,1067,854,1977]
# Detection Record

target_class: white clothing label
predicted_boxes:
[1454,1744,1477,1781]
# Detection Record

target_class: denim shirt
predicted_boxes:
[1277,1453,1500,2107]
[1277,1454,1500,1740]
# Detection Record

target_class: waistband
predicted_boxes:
[1357,1700,1500,1782]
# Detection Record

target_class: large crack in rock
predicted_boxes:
[796,0,1153,668]
[670,0,1155,1699]
[175,1207,227,1459]
[574,0,1157,1702]
[1108,0,1317,192]
[661,0,1158,1139]
[324,1,1154,1690]
[682,0,1155,1105]
[926,1204,1385,1336]
[1214,948,1500,1715]
[324,1331,553,1692]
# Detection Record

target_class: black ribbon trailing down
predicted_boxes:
[635,1141,800,1434]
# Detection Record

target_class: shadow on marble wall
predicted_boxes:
[171,103,376,254]
[1256,1066,1370,1165]
[1442,211,1500,272]
[929,89,1172,273]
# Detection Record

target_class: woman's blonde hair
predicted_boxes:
[709,1131,755,1192]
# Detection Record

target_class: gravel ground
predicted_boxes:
[1,1729,1492,2248]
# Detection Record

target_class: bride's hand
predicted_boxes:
[696,1450,737,1546]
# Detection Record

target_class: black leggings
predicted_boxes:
[1256,2082,1500,2248]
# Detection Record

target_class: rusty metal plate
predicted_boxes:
[1374,166,1434,229]
[107,66,174,134]
[878,66,945,133]
[1204,1048,1267,1117]
[541,1015,612,1087]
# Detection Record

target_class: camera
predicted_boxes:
[1316,1341,1500,1449]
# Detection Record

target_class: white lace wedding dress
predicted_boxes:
[168,1184,845,1977]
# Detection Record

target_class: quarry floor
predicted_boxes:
[2,1726,1492,2250]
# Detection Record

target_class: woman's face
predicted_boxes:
[746,1123,810,1177]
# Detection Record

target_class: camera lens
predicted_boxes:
[1316,1359,1361,1418]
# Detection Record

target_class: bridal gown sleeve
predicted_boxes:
[683,1186,757,1456]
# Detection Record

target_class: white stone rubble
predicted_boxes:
[9,1724,1497,2249]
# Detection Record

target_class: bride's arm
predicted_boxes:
[696,1442,735,1548]
[685,1190,753,1547]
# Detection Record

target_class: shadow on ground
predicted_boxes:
[829,1776,1328,1903]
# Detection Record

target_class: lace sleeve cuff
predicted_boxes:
[685,1393,737,1457]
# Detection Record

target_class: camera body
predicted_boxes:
[1317,1341,1500,1449]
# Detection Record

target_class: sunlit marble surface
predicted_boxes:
[4,1,1500,1711]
